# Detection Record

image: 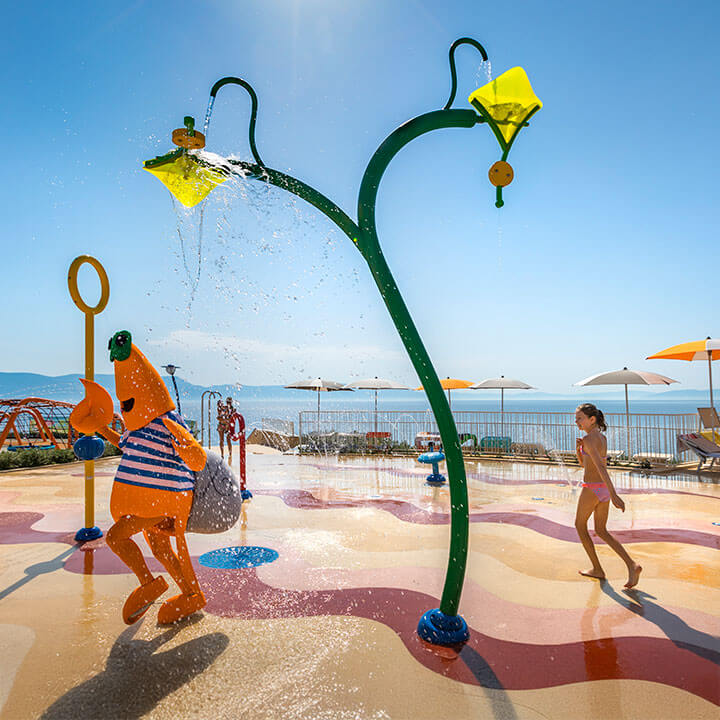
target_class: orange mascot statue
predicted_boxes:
[70,330,207,625]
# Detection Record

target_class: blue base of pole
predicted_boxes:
[425,474,446,486]
[241,489,253,500]
[75,526,103,542]
[417,608,469,645]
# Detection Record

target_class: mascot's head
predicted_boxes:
[109,330,174,431]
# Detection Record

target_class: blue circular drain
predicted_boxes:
[199,546,279,569]
[713,522,720,527]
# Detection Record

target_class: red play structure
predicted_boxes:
[0,398,124,451]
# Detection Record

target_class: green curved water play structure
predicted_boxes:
[144,37,541,645]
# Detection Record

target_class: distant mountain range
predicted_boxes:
[0,372,245,404]
[0,372,714,404]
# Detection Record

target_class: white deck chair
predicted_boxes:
[677,432,720,471]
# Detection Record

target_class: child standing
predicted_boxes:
[574,403,642,588]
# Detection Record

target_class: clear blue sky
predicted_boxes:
[2,0,719,393]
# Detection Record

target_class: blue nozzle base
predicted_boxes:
[426,474,446,486]
[241,489,253,500]
[417,608,469,645]
[75,526,103,542]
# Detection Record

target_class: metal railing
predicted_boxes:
[298,410,699,461]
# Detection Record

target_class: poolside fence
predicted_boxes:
[296,410,699,462]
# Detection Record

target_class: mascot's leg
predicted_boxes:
[157,517,206,625]
[145,526,193,595]
[106,515,170,624]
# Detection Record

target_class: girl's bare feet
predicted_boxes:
[624,564,642,589]
[579,569,605,580]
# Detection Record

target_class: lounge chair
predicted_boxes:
[677,432,720,471]
[697,407,720,444]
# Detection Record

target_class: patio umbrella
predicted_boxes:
[647,337,720,409]
[284,378,353,431]
[342,377,410,432]
[415,377,475,412]
[574,367,678,457]
[470,376,535,432]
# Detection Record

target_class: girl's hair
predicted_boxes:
[577,403,607,432]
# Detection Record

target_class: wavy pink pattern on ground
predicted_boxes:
[0,511,76,546]
[258,489,720,549]
[0,510,702,705]
[56,542,720,705]
[198,565,719,705]
[253,552,720,648]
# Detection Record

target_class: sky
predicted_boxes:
[2,0,719,394]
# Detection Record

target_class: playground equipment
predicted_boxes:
[1,398,76,450]
[228,411,252,500]
[201,389,221,447]
[143,37,542,645]
[418,442,446,485]
[67,255,110,542]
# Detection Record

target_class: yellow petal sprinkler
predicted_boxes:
[467,66,542,207]
[143,38,541,646]
[143,117,230,208]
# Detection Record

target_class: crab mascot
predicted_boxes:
[70,330,207,625]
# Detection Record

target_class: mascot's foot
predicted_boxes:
[157,591,207,625]
[122,576,169,625]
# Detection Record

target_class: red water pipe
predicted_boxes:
[229,412,248,496]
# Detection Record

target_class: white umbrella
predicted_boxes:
[471,376,535,412]
[574,367,678,457]
[342,377,410,432]
[284,378,354,431]
[471,375,535,434]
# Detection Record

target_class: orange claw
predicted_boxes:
[70,378,115,434]
[162,417,207,472]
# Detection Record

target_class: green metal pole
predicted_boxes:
[358,110,479,616]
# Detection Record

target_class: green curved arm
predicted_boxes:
[205,77,265,166]
[443,38,488,110]
[214,106,482,620]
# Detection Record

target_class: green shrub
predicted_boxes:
[0,447,78,470]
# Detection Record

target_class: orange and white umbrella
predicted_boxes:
[647,337,720,408]
[415,377,475,411]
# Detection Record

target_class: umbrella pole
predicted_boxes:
[709,352,714,410]
[501,388,504,436]
[375,389,378,433]
[317,389,321,434]
[625,384,631,460]
[448,389,452,413]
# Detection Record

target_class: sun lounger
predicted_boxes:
[632,452,674,466]
[676,432,720,471]
[697,407,720,430]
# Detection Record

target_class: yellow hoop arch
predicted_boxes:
[68,255,110,315]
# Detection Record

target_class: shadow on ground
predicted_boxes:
[40,617,229,719]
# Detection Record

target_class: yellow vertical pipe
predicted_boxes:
[84,310,94,529]
[68,256,110,536]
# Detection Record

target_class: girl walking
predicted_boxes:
[574,403,642,588]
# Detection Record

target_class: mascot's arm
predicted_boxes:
[97,425,122,447]
[69,379,120,445]
[162,418,207,472]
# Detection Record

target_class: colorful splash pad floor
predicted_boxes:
[0,449,718,719]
